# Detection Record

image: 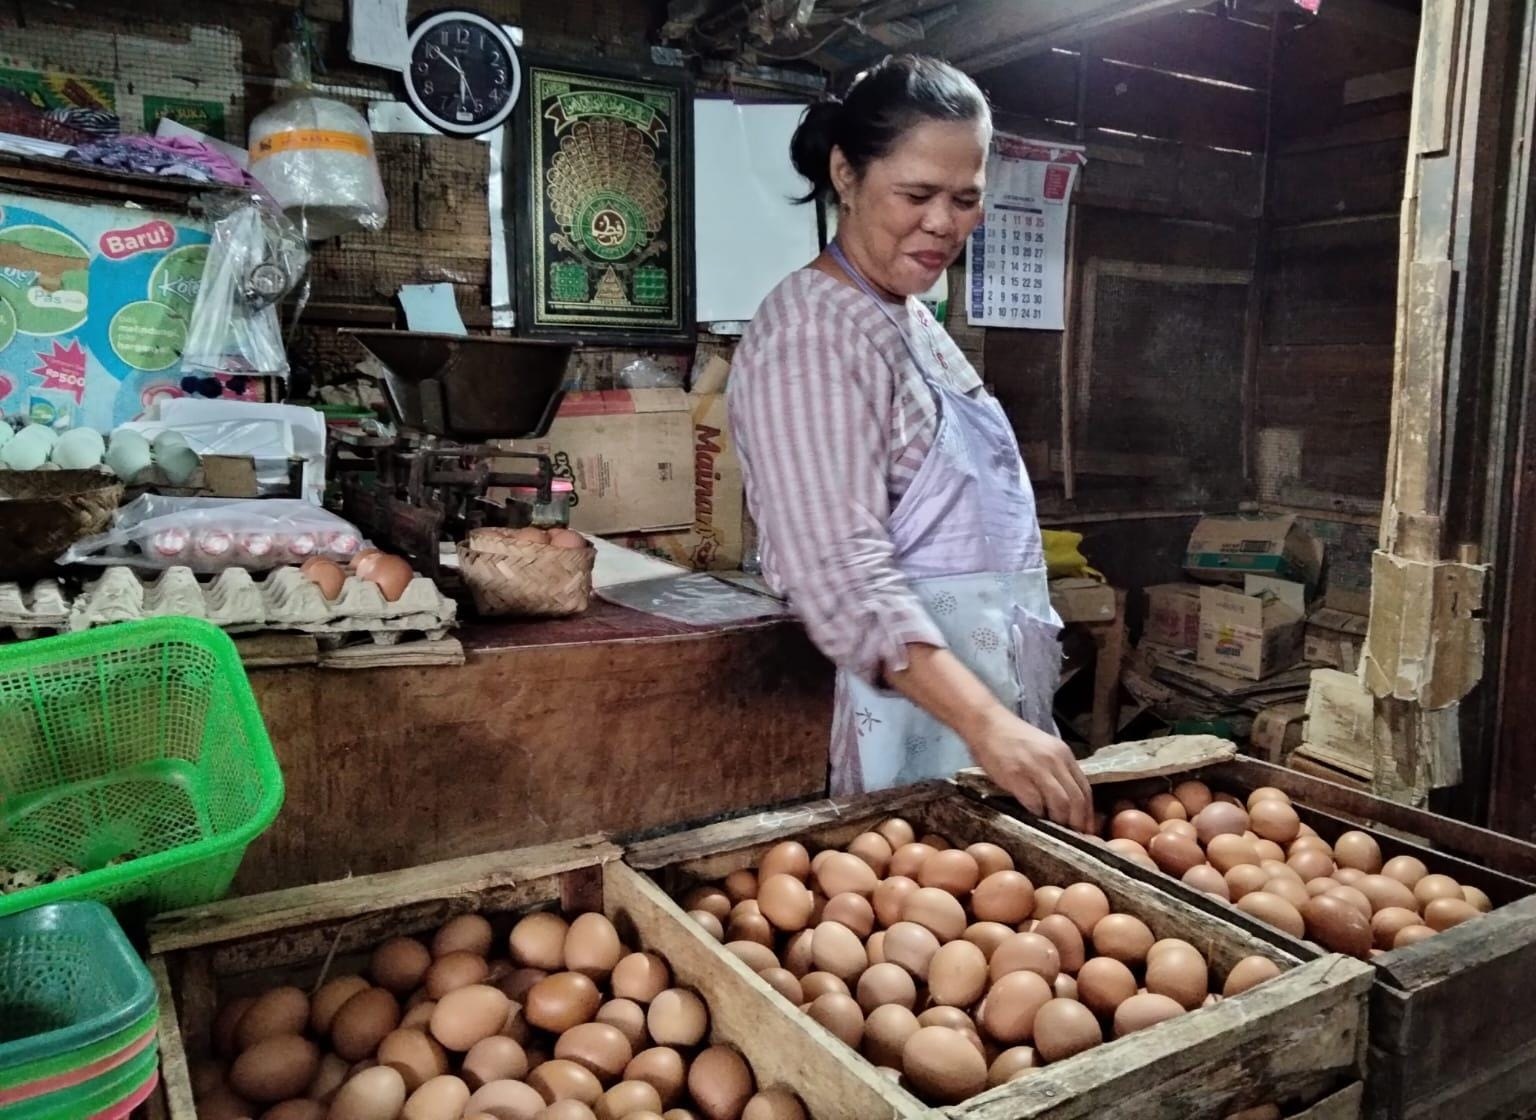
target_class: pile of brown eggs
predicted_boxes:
[1095,782,1493,958]
[677,817,1283,1107]
[194,910,805,1120]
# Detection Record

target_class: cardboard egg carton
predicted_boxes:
[0,579,69,638]
[67,565,456,643]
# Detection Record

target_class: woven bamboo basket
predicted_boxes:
[457,534,594,617]
[0,470,124,580]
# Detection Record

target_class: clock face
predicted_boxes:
[405,10,521,136]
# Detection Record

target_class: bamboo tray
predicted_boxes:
[626,784,1374,1119]
[955,756,1536,1120]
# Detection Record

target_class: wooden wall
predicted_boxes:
[1257,15,1414,511]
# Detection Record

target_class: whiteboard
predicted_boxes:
[693,100,821,324]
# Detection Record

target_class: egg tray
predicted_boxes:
[0,579,69,639]
[65,566,456,644]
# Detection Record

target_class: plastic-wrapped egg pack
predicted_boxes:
[676,819,1284,1107]
[196,910,806,1120]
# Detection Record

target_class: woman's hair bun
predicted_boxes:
[789,99,844,204]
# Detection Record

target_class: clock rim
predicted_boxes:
[403,8,522,137]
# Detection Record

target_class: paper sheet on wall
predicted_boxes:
[965,134,1086,330]
[694,100,820,325]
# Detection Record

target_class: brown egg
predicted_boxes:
[917,849,982,896]
[364,554,415,601]
[919,833,952,851]
[862,1003,921,1068]
[1032,997,1103,1062]
[1382,855,1429,887]
[856,962,917,1013]
[1394,924,1438,948]
[928,940,988,1007]
[887,842,938,880]
[988,931,1061,984]
[401,1074,470,1120]
[977,969,1053,1044]
[605,953,668,1006]
[902,1026,986,1104]
[1052,973,1079,1001]
[526,973,602,1034]
[425,952,490,999]
[756,875,814,933]
[915,1006,975,1035]
[1106,839,1156,870]
[1247,786,1291,808]
[1148,833,1205,878]
[1325,886,1373,922]
[1333,867,1367,888]
[229,1034,319,1103]
[1260,859,1303,883]
[1160,819,1199,842]
[1252,839,1286,864]
[1207,834,1260,874]
[781,931,815,977]
[1112,993,1185,1038]
[806,921,865,982]
[555,1023,634,1083]
[400,1000,437,1033]
[460,1036,529,1090]
[688,1046,755,1120]
[1352,874,1414,915]
[503,914,565,972]
[963,841,1013,876]
[1055,883,1111,937]
[1370,907,1422,952]
[1412,873,1462,909]
[757,841,811,882]
[870,875,918,928]
[866,931,888,964]
[1091,913,1155,965]
[1076,957,1137,1017]
[799,972,850,1001]
[987,1045,1039,1087]
[1334,831,1383,873]
[1464,885,1494,913]
[1110,810,1160,847]
[309,975,371,1036]
[1236,892,1305,938]
[1301,895,1372,957]
[1166,780,1211,817]
[1032,885,1064,919]
[1424,897,1480,931]
[593,1079,664,1120]
[433,914,493,958]
[875,817,916,850]
[509,527,551,545]
[1145,946,1208,1010]
[1263,877,1310,911]
[683,888,732,923]
[962,871,1031,926]
[900,887,967,943]
[726,911,774,948]
[845,833,893,876]
[1225,865,1269,901]
[595,1000,649,1053]
[565,914,623,982]
[549,529,589,551]
[430,985,512,1052]
[741,1088,806,1120]
[308,1051,350,1104]
[1193,803,1250,846]
[625,1048,687,1107]
[1033,914,1086,973]
[1248,800,1301,845]
[816,852,878,898]
[822,893,875,938]
[300,557,347,600]
[1146,793,1187,822]
[536,1103,598,1120]
[1305,877,1341,898]
[329,1066,408,1120]
[213,996,256,1057]
[723,870,759,904]
[530,1060,604,1106]
[1222,955,1281,997]
[332,988,401,1062]
[756,968,803,1006]
[1286,848,1336,882]
[366,939,429,997]
[959,921,1011,959]
[236,987,310,1052]
[806,992,864,1048]
[724,942,778,974]
[376,1027,450,1092]
[647,989,709,1047]
[1182,865,1230,900]
[689,911,725,942]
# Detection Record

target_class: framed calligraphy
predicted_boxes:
[512,57,693,341]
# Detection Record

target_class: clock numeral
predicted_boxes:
[457,24,471,43]
[493,67,508,86]
[422,79,434,94]
[413,59,429,74]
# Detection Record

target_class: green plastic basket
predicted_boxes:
[0,1037,157,1120]
[0,618,283,921]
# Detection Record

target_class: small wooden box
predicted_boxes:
[959,758,1536,1119]
[146,835,904,1120]
[626,785,1373,1119]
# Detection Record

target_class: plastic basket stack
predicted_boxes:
[0,617,284,924]
[0,901,159,1118]
[457,527,595,617]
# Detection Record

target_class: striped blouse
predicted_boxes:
[728,268,984,683]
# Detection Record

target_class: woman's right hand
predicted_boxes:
[965,706,1093,833]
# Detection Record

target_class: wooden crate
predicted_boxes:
[146,834,905,1120]
[957,757,1536,1119]
[625,784,1374,1120]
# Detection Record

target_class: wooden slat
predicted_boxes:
[1295,1081,1365,1120]
[150,955,197,1120]
[923,0,1196,73]
[1263,238,1399,346]
[1086,9,1273,88]
[1084,57,1266,152]
[1270,138,1408,221]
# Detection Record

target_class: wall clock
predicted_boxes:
[403,10,521,137]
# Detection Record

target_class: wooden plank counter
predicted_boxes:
[236,602,834,895]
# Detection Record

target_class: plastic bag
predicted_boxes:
[182,192,308,376]
[1042,529,1103,581]
[248,43,387,240]
[60,495,369,572]
[596,573,789,626]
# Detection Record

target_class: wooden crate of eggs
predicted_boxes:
[625,784,1374,1120]
[147,835,895,1120]
[957,757,1536,1120]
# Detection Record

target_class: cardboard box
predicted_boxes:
[612,354,746,570]
[1050,578,1117,623]
[1198,585,1306,681]
[1300,668,1375,780]
[1305,606,1370,673]
[508,388,694,536]
[1185,515,1323,587]
[1144,583,1203,650]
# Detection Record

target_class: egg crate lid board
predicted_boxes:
[0,579,70,639]
[957,754,1536,1120]
[627,784,1374,1120]
[145,835,915,1120]
[64,565,456,640]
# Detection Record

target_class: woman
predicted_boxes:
[729,56,1091,831]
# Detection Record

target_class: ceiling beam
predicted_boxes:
[1314,0,1421,45]
[922,0,1199,73]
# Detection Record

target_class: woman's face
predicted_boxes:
[832,117,988,298]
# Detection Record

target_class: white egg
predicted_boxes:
[154,441,201,485]
[51,428,106,469]
[104,430,152,481]
[0,427,52,470]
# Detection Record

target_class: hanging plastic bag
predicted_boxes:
[248,42,387,240]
